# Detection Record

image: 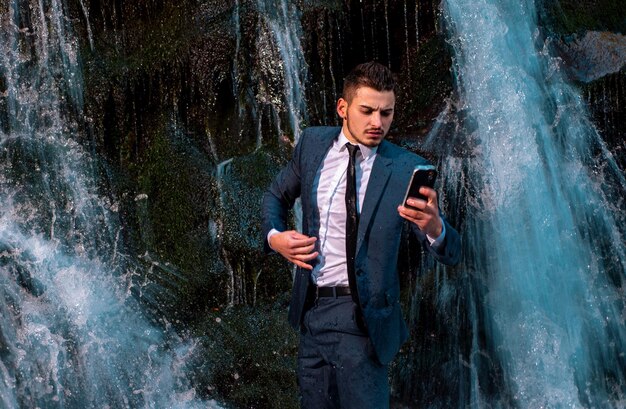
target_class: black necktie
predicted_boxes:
[345,143,360,306]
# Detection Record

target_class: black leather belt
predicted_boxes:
[314,286,352,298]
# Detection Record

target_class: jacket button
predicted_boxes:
[356,269,364,276]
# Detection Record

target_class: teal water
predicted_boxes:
[436,0,626,406]
[0,1,219,407]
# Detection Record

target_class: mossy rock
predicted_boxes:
[218,147,293,305]
[220,149,283,253]
[540,0,626,35]
[189,303,299,408]
[394,34,454,137]
[133,120,229,317]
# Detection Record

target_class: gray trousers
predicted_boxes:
[298,295,389,409]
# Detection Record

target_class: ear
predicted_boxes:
[336,98,347,120]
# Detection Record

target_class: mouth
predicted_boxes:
[366,130,384,137]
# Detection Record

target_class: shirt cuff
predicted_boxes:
[426,218,446,249]
[267,228,281,251]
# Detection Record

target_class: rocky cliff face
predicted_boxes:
[63,0,456,316]
[539,0,626,170]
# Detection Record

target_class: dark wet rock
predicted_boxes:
[218,148,293,305]
[539,0,626,35]
[555,31,626,83]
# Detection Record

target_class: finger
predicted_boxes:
[289,235,317,247]
[398,212,422,227]
[398,205,436,227]
[418,187,437,204]
[398,211,416,223]
[293,251,319,262]
[398,205,425,219]
[407,196,439,218]
[405,197,426,210]
[399,212,419,223]
[289,231,315,241]
[398,206,419,221]
[292,259,314,270]
[290,243,316,255]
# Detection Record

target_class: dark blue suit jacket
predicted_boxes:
[262,126,461,364]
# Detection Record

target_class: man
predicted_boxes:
[262,61,461,408]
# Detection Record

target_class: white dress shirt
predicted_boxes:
[268,130,446,287]
[312,132,377,286]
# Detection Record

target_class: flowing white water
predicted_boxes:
[215,158,235,306]
[435,0,626,406]
[78,0,94,52]
[256,0,308,145]
[0,1,220,407]
[254,0,307,234]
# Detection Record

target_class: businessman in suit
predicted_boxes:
[262,62,461,408]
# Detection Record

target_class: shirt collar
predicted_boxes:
[337,130,378,160]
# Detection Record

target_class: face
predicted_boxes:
[336,86,395,147]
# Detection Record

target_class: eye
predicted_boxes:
[381,110,393,117]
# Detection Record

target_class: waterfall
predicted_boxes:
[415,1,419,47]
[0,1,219,407]
[424,0,626,407]
[403,0,411,72]
[78,0,94,52]
[256,0,307,145]
[383,0,391,67]
[215,158,235,306]
[254,0,307,235]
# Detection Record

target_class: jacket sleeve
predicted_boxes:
[410,214,462,266]
[261,135,305,254]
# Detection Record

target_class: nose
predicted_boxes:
[370,112,382,128]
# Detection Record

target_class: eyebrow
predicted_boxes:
[358,104,394,111]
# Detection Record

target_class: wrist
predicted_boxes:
[425,217,444,243]
[429,224,442,238]
[267,229,281,251]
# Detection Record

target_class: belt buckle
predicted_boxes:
[317,286,335,298]
[313,285,332,298]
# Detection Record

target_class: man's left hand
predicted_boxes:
[397,187,442,238]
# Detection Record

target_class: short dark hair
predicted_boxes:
[342,61,395,102]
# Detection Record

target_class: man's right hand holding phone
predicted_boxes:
[398,187,443,239]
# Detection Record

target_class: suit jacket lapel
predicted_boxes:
[305,132,336,187]
[305,129,339,237]
[357,141,393,253]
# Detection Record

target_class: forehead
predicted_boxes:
[351,86,395,108]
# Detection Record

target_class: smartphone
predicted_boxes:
[402,165,437,208]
